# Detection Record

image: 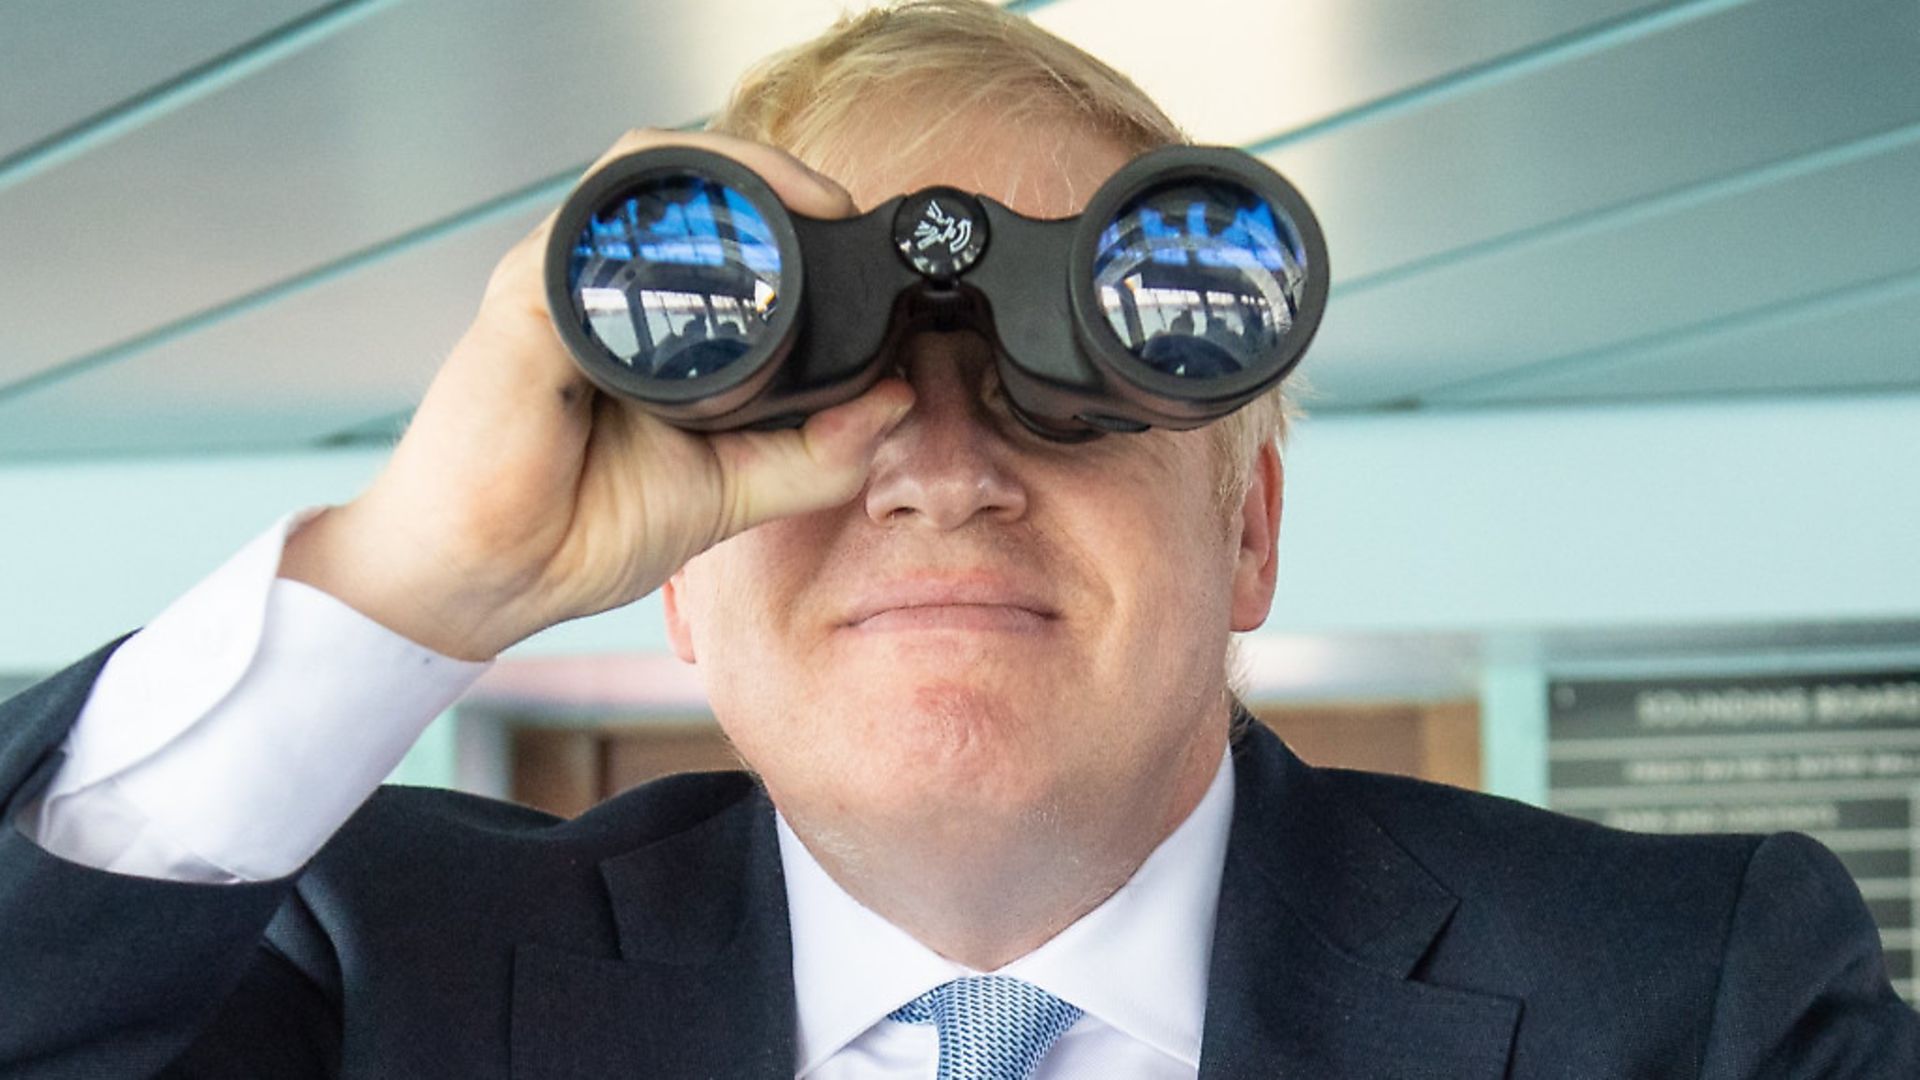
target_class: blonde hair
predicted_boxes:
[711,0,1291,509]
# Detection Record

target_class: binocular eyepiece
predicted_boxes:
[544,143,1328,440]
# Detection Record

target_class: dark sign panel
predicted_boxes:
[1549,671,1920,1003]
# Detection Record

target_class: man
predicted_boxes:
[1,3,1914,1077]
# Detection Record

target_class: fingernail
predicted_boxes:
[801,162,849,205]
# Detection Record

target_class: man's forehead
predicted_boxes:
[809,110,1134,220]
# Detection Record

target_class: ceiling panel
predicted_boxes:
[3,0,1918,462]
[0,201,543,457]
[0,0,332,160]
[1260,0,1920,286]
[1422,268,1920,406]
[1029,0,1677,146]
[0,0,856,390]
[1300,129,1920,406]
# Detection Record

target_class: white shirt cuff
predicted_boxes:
[24,509,489,882]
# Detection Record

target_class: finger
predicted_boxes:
[464,127,861,389]
[411,126,870,482]
[580,128,859,219]
[479,126,855,328]
[708,379,916,539]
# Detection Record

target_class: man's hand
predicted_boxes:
[279,130,913,660]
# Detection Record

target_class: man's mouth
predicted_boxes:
[842,577,1057,633]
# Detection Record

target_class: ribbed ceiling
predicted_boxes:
[2,0,1916,459]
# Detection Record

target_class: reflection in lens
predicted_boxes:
[567,175,782,380]
[1092,179,1306,380]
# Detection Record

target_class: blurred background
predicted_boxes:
[2,0,1917,994]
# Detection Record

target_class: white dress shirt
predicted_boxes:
[781,748,1231,1079]
[19,511,1232,1077]
[22,510,489,881]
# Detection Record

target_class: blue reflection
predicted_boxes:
[723,188,780,274]
[640,192,720,265]
[1097,196,1296,273]
[566,174,784,375]
[572,181,781,275]
[1090,179,1307,378]
[1201,203,1288,272]
[1140,207,1186,266]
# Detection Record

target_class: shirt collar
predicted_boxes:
[779,746,1235,1076]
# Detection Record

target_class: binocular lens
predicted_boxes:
[1091,178,1306,381]
[563,174,785,381]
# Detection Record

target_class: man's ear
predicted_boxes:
[662,570,697,664]
[1229,442,1283,633]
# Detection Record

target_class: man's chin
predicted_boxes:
[880,678,1055,756]
[779,692,1065,808]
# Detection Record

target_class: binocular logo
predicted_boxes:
[914,201,973,257]
[893,188,990,280]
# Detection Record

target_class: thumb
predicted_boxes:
[707,379,915,538]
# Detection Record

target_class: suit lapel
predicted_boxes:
[503,726,1522,1078]
[1199,725,1520,1079]
[509,787,796,1080]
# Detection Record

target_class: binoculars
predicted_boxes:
[544,143,1327,440]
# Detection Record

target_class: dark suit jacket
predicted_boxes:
[1,639,1915,1078]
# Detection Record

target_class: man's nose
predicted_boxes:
[862,336,1029,529]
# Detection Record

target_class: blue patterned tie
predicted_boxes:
[886,975,1083,1079]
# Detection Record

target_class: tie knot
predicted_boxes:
[887,976,1083,1080]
